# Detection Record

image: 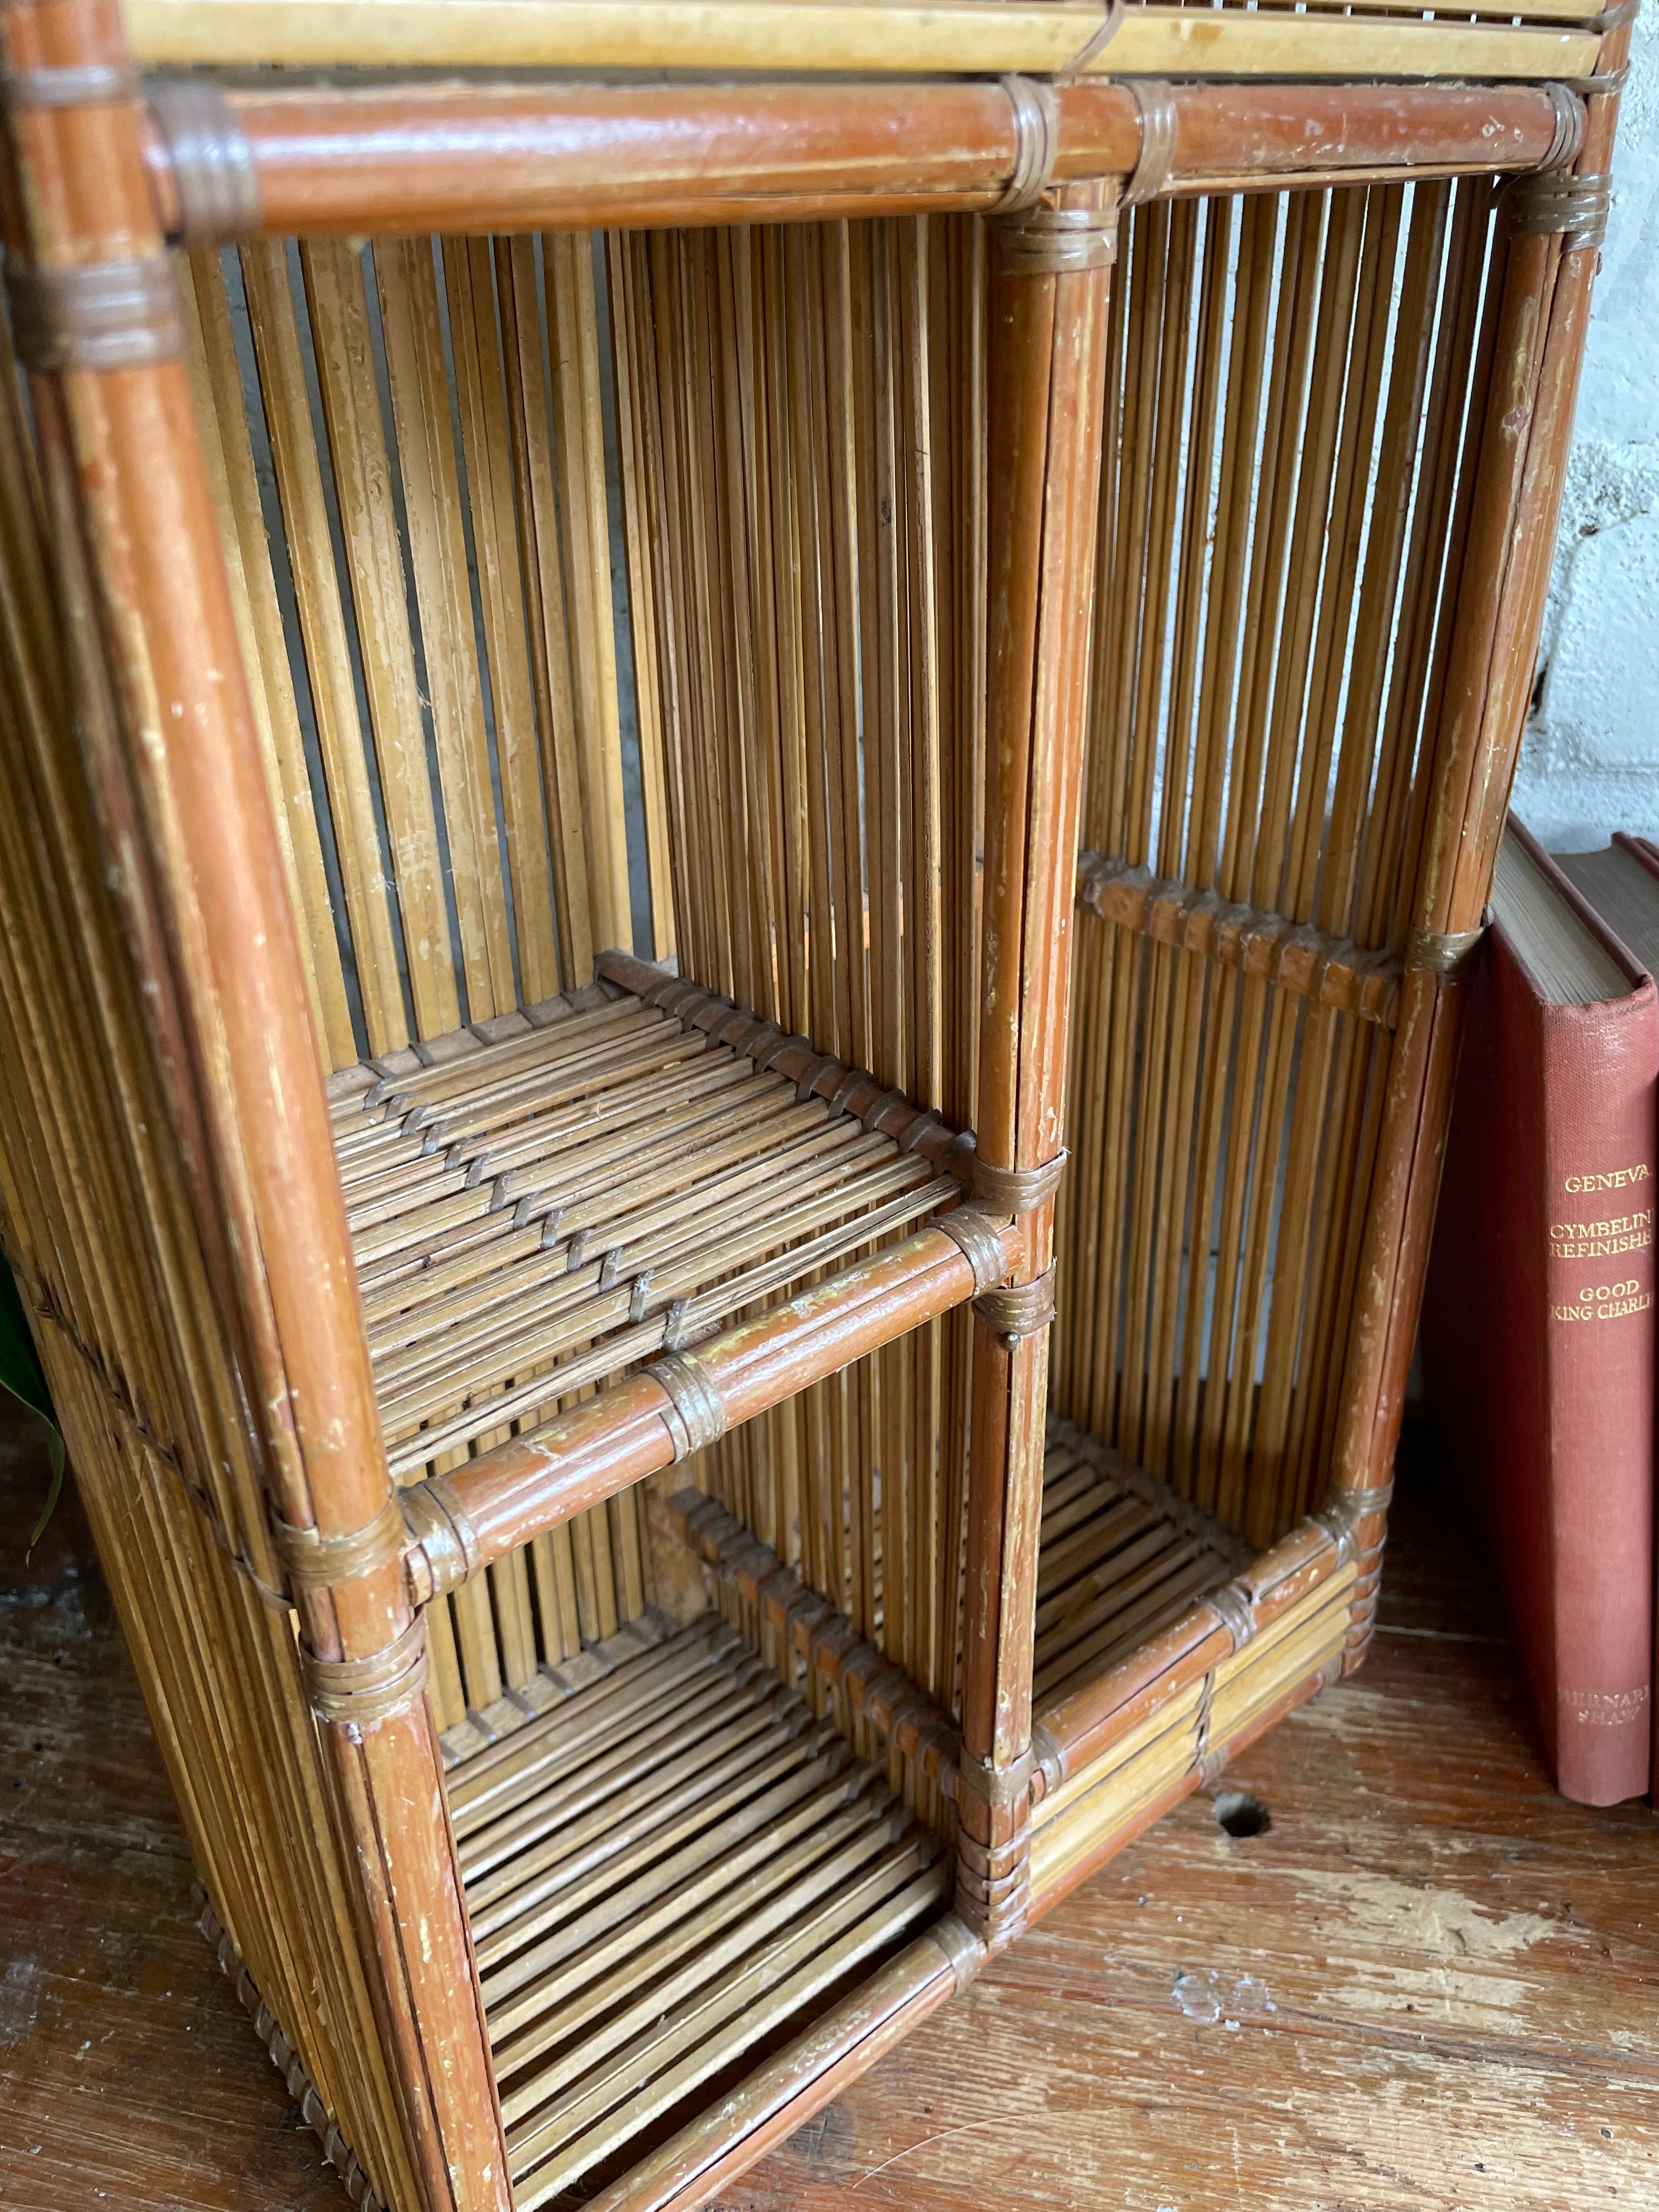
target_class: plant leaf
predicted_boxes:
[29,1428,65,1550]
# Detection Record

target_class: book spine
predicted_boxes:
[1537,985,1657,1804]
[1609,832,1659,1802]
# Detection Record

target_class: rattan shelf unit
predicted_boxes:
[0,3,1631,2208]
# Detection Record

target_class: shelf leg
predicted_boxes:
[958,179,1118,1946]
[1329,46,1633,1675]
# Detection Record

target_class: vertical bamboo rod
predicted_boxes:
[442,231,566,1003]
[238,236,410,1056]
[177,249,355,1071]
[300,235,462,1040]
[958,179,1116,1945]
[606,228,676,967]
[498,231,594,989]
[373,234,517,1022]
[546,229,633,957]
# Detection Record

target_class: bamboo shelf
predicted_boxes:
[1032,1419,1248,1710]
[449,1614,948,2208]
[0,2,1634,2207]
[330,974,977,1486]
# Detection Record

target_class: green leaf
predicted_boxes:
[1,1254,65,1549]
[29,1429,65,1551]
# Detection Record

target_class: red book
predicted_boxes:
[1554,832,1659,1802]
[1423,820,1657,1805]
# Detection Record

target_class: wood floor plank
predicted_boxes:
[0,1468,346,2210]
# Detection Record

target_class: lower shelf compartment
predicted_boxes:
[1030,1553,1357,1911]
[444,1613,951,2210]
[1035,1417,1250,1706]
[1029,1418,1362,1915]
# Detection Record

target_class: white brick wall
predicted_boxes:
[1510,21,1659,849]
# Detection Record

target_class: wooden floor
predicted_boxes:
[3,1402,1656,2212]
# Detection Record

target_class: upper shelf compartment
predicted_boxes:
[330,953,999,1491]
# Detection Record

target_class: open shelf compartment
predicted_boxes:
[1028,1420,1362,1915]
[1034,1418,1251,1708]
[425,1406,1361,2207]
[327,960,977,1484]
[444,1610,950,2209]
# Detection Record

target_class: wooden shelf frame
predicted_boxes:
[0,0,1633,2205]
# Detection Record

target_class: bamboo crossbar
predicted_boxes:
[399,1211,1010,1602]
[1076,849,1406,1029]
[122,1,1604,81]
[666,1488,963,1791]
[331,959,1020,1606]
[1032,1480,1367,1791]
[139,78,1587,241]
[1028,1565,1356,1917]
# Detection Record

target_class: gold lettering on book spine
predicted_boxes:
[1549,1286,1655,1324]
[1562,1685,1650,1725]
[1549,1205,1655,1261]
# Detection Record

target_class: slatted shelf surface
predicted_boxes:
[445,1613,950,2209]
[329,989,967,1481]
[1035,1418,1250,1708]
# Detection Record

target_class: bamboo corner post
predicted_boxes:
[0,3,506,2207]
[1327,8,1634,1677]
[0,0,1637,2205]
[957,173,1118,1947]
